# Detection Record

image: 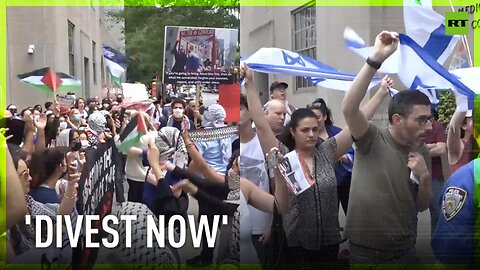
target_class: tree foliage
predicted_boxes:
[108,2,239,83]
[436,90,456,128]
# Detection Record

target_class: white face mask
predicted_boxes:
[59,122,68,130]
[81,140,89,149]
[173,108,184,118]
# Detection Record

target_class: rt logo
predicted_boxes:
[445,12,469,35]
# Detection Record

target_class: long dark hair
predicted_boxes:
[308,98,333,126]
[278,108,318,151]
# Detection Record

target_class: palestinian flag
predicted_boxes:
[103,45,128,87]
[119,113,147,153]
[17,67,81,93]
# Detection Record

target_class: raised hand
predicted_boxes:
[147,139,160,166]
[34,113,47,130]
[371,31,399,63]
[181,117,191,141]
[240,64,254,84]
[380,75,394,93]
[23,114,35,132]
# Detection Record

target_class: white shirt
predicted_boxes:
[240,134,271,235]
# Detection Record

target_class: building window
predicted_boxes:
[68,20,75,76]
[292,5,316,89]
[92,41,97,84]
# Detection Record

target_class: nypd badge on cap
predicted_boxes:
[442,187,467,221]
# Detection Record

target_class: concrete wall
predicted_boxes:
[6,6,124,110]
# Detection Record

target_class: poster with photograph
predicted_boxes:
[163,26,238,85]
[277,150,315,195]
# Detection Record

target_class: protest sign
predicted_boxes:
[163,26,238,85]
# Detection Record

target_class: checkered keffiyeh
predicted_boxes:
[87,111,107,134]
[155,127,188,167]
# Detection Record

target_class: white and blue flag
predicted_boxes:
[397,34,475,109]
[241,47,381,91]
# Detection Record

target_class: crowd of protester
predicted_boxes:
[2,30,478,268]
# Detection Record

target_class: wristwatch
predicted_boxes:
[366,57,382,70]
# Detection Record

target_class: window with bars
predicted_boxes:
[292,5,316,89]
[68,20,75,76]
[92,40,97,84]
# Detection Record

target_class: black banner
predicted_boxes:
[75,139,124,266]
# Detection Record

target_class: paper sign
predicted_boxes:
[278,150,315,195]
[56,94,76,107]
[121,83,149,103]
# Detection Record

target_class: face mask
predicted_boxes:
[59,122,68,130]
[173,108,184,118]
[9,108,17,115]
[81,140,89,149]
[73,114,82,122]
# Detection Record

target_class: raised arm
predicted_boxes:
[241,65,279,154]
[5,144,28,229]
[33,113,47,152]
[342,31,399,140]
[447,110,467,165]
[181,119,224,184]
[21,114,35,155]
[334,75,392,161]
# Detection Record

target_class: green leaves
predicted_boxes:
[436,90,456,128]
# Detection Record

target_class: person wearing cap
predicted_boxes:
[101,98,112,112]
[7,104,18,118]
[447,109,475,174]
[269,81,296,126]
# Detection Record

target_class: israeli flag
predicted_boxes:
[344,27,400,74]
[403,0,460,65]
[449,67,480,94]
[344,2,460,73]
[398,34,475,109]
[242,47,381,91]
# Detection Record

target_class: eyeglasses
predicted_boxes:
[413,115,434,126]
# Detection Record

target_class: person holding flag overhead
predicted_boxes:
[342,31,433,264]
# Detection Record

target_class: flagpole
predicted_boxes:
[447,0,473,67]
